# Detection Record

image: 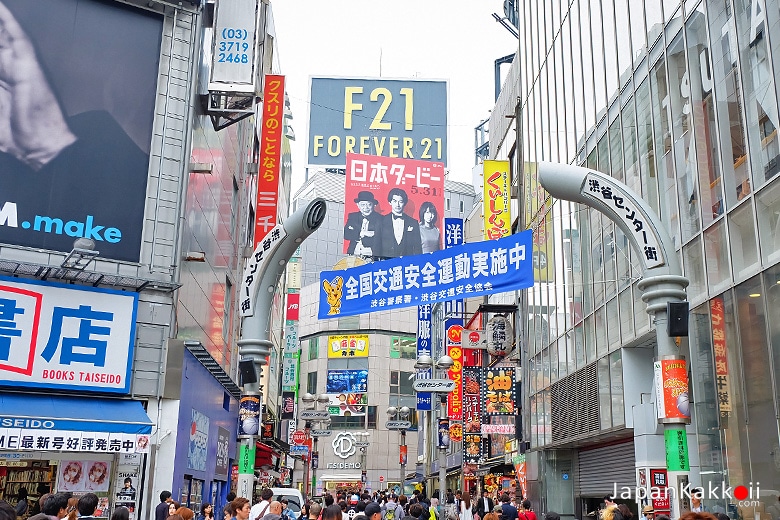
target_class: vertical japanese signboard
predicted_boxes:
[653,358,691,422]
[710,297,731,414]
[343,153,445,258]
[463,366,485,465]
[484,367,516,415]
[525,162,555,282]
[254,75,285,245]
[0,276,137,394]
[417,304,433,411]
[210,0,257,85]
[446,317,463,421]
[483,160,511,240]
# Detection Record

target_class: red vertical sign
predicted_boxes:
[286,293,300,321]
[254,75,285,247]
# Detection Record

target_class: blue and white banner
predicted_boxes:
[318,230,534,318]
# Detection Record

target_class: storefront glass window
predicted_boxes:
[704,218,731,292]
[733,0,780,188]
[598,356,612,428]
[683,236,706,301]
[690,301,726,512]
[686,4,724,226]
[762,264,780,477]
[728,200,759,280]
[734,278,779,501]
[755,178,780,264]
[706,0,750,212]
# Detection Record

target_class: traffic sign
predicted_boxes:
[386,420,412,430]
[379,476,384,482]
[290,445,309,456]
[310,429,332,437]
[413,379,456,392]
[291,430,307,445]
[300,410,330,420]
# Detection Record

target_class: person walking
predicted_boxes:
[459,493,473,520]
[475,492,493,520]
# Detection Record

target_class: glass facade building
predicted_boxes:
[495,0,780,516]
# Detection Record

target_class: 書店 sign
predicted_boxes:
[0,276,137,394]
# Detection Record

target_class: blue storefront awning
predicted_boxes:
[0,393,153,434]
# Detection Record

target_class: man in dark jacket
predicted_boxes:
[156,491,172,520]
[377,188,422,258]
[475,491,494,520]
[500,494,518,520]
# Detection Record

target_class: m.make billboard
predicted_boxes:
[0,0,162,262]
[308,77,448,166]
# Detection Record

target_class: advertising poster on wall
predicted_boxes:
[114,469,138,520]
[343,153,445,258]
[59,460,112,493]
[327,334,369,357]
[326,369,368,393]
[188,409,210,471]
[0,0,162,262]
[308,77,448,167]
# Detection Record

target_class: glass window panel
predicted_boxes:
[615,226,633,292]
[636,78,661,214]
[623,98,641,195]
[609,351,625,426]
[646,0,664,45]
[619,289,634,341]
[565,332,576,374]
[629,0,648,62]
[686,6,724,225]
[592,228,605,307]
[555,35,568,162]
[703,218,731,291]
[574,321,586,368]
[664,0,681,22]
[589,0,608,119]
[615,0,632,85]
[610,116,625,182]
[707,0,750,212]
[577,0,597,132]
[756,178,780,264]
[667,30,703,243]
[606,297,620,348]
[683,236,706,301]
[651,56,682,247]
[585,314,596,362]
[579,206,594,316]
[762,265,780,503]
[634,285,651,333]
[734,278,779,495]
[729,200,759,279]
[542,347,551,388]
[604,225,617,300]
[598,356,612,428]
[543,388,552,445]
[550,339,559,383]
[733,0,780,188]
[596,306,608,357]
[540,61,551,160]
[602,0,620,97]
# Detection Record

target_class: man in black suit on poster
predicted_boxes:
[344,190,383,256]
[378,187,422,258]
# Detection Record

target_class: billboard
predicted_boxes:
[483,160,512,240]
[325,369,368,393]
[327,334,369,358]
[308,77,448,166]
[343,153,445,257]
[0,276,138,394]
[319,230,534,318]
[0,0,162,262]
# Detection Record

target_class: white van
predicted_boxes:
[271,488,305,520]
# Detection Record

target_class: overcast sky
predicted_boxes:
[270,0,518,196]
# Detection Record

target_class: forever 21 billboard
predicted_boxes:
[0,0,163,262]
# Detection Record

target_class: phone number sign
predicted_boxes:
[0,276,138,393]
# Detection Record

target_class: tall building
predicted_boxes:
[0,0,290,515]
[289,170,476,494]
[491,0,780,517]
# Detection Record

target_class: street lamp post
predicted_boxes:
[387,406,411,493]
[413,355,454,500]
[302,393,330,497]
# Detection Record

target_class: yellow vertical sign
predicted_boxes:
[525,163,554,282]
[483,160,511,240]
